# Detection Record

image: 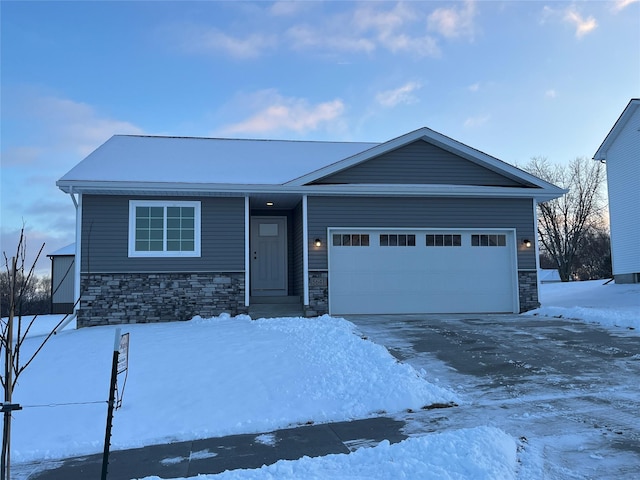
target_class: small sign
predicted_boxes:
[117,333,129,374]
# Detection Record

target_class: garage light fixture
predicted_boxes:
[523,239,532,248]
[314,238,322,247]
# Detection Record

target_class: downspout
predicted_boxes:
[302,195,309,308]
[55,189,80,333]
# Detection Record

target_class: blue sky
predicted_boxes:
[1,0,639,273]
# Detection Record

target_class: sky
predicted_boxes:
[1,0,639,274]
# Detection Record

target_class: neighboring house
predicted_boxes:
[538,268,561,284]
[48,243,76,314]
[593,99,640,284]
[57,127,565,327]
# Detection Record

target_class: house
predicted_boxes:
[48,243,75,314]
[538,268,561,284]
[593,99,640,284]
[57,127,565,327]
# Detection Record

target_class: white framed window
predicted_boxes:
[128,200,201,257]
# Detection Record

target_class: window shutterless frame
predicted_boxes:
[128,200,201,257]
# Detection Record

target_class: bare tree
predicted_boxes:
[1,229,72,480]
[523,157,606,282]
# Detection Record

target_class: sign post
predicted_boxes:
[116,333,129,409]
[101,328,121,480]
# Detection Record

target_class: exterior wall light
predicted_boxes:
[266,202,274,206]
[314,238,322,247]
[523,239,532,248]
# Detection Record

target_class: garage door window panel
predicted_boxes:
[426,234,462,247]
[332,233,370,247]
[380,234,416,247]
[472,234,507,247]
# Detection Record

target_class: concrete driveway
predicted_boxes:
[346,314,640,479]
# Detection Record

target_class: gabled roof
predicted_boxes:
[57,128,565,201]
[285,127,557,190]
[593,98,640,161]
[58,135,378,185]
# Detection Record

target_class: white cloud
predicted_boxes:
[612,0,639,12]
[545,89,558,99]
[174,25,277,59]
[564,8,597,38]
[3,91,143,162]
[32,95,144,157]
[286,25,376,54]
[286,3,440,58]
[269,1,308,16]
[427,0,477,39]
[464,114,490,128]
[222,90,345,135]
[468,83,480,92]
[376,82,422,108]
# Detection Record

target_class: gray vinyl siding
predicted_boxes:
[81,195,245,273]
[308,196,536,270]
[311,140,528,187]
[51,255,75,304]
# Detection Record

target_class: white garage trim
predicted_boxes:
[327,227,519,315]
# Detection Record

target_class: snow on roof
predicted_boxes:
[48,243,75,256]
[59,135,379,185]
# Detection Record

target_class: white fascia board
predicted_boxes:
[283,126,561,191]
[593,99,640,161]
[57,179,566,201]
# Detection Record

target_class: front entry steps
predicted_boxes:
[248,296,304,319]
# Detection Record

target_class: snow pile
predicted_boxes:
[10,314,456,463]
[141,427,516,480]
[528,280,640,332]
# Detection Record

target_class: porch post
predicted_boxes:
[245,196,250,307]
[302,195,309,307]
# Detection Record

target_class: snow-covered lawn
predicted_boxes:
[10,314,457,464]
[528,279,640,332]
[6,279,638,479]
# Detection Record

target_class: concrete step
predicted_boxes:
[250,295,301,305]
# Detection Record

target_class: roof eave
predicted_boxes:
[593,98,640,161]
[57,180,565,201]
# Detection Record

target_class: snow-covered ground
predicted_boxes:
[5,279,638,479]
[530,279,640,332]
[9,315,456,463]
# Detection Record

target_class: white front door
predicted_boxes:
[250,217,287,296]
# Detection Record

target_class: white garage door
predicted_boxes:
[328,229,518,314]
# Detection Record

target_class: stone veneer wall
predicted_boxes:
[518,270,539,313]
[78,272,246,327]
[305,271,329,317]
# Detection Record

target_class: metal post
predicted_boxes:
[101,328,120,480]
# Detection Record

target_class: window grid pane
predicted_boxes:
[471,234,507,247]
[134,204,198,253]
[426,234,462,247]
[333,234,370,247]
[135,206,165,251]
